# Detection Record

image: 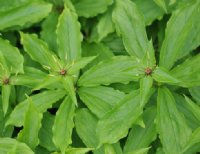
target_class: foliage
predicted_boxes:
[0,0,199,154]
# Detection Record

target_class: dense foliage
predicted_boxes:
[0,0,199,154]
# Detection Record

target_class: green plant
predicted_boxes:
[0,0,199,154]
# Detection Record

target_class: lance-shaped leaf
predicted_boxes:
[78,86,125,118]
[68,56,96,75]
[0,138,34,154]
[159,0,200,69]
[152,67,180,85]
[174,94,200,130]
[62,76,77,105]
[56,4,82,62]
[133,0,164,26]
[75,109,99,148]
[124,107,157,153]
[0,38,23,73]
[10,67,47,88]
[140,76,154,106]
[6,89,66,127]
[182,127,200,153]
[97,90,143,145]
[53,96,75,154]
[78,56,142,87]
[75,109,123,153]
[39,112,57,152]
[189,86,200,103]
[2,85,11,115]
[184,96,200,122]
[20,32,60,71]
[112,0,149,58]
[73,0,113,17]
[0,1,52,30]
[17,100,43,150]
[90,8,115,42]
[170,54,200,87]
[41,12,59,52]
[157,87,192,154]
[33,75,62,91]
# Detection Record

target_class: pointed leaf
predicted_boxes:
[73,0,113,17]
[78,86,125,118]
[0,1,52,30]
[152,67,180,84]
[157,87,192,154]
[159,0,200,69]
[56,5,82,62]
[124,107,157,153]
[17,101,43,150]
[62,76,77,105]
[112,0,149,58]
[133,0,164,26]
[2,85,11,115]
[7,89,65,127]
[78,56,142,87]
[140,76,154,106]
[0,138,34,154]
[20,32,60,71]
[189,86,200,103]
[170,54,200,87]
[65,148,93,154]
[53,96,75,153]
[97,90,143,145]
[75,109,99,148]
[0,38,24,73]
[39,112,57,152]
[68,56,96,75]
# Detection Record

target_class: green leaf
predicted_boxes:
[62,76,77,105]
[33,75,61,91]
[182,127,200,153]
[153,0,168,13]
[175,93,200,130]
[0,38,24,73]
[10,67,47,88]
[184,96,200,122]
[75,109,99,148]
[82,42,114,71]
[53,96,75,154]
[112,0,149,58]
[68,56,96,75]
[65,148,93,154]
[90,8,115,42]
[41,12,59,52]
[133,0,164,26]
[0,1,52,30]
[0,138,34,154]
[73,0,113,17]
[56,4,82,62]
[189,86,200,103]
[157,87,192,154]
[97,90,143,145]
[78,56,142,87]
[126,147,150,154]
[159,0,200,69]
[7,89,66,127]
[20,32,60,71]
[2,85,11,115]
[78,86,125,118]
[170,54,200,87]
[140,76,154,106]
[39,112,57,152]
[17,100,43,150]
[152,67,180,84]
[124,107,157,153]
